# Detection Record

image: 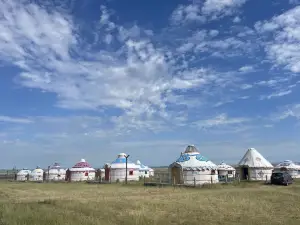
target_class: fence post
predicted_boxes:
[211,176,213,184]
[194,177,196,187]
[225,175,228,183]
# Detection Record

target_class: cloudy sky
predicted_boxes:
[0,0,300,169]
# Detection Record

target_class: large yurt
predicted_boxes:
[169,145,219,185]
[29,167,44,182]
[136,160,154,178]
[69,159,95,182]
[237,148,273,181]
[274,160,300,178]
[46,163,66,181]
[108,153,140,182]
[217,162,236,182]
[16,169,31,181]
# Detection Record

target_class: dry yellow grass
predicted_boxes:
[0,181,300,225]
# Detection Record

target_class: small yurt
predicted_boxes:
[237,148,273,181]
[136,160,154,178]
[217,162,236,182]
[16,169,31,181]
[108,153,140,182]
[169,145,219,185]
[69,159,95,182]
[274,160,300,178]
[149,168,155,177]
[46,163,66,181]
[29,166,44,182]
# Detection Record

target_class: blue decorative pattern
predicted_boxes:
[196,154,208,161]
[176,154,190,162]
[111,158,134,164]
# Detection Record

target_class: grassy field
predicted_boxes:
[0,181,300,225]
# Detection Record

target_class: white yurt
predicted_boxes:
[274,160,300,178]
[217,162,236,181]
[169,145,219,185]
[46,163,66,181]
[16,169,31,181]
[136,160,154,178]
[29,167,44,182]
[237,148,274,181]
[69,159,95,182]
[149,168,155,177]
[108,153,140,182]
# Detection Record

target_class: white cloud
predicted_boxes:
[0,116,33,124]
[233,16,241,23]
[239,65,254,73]
[193,113,249,129]
[170,0,247,25]
[272,104,300,121]
[260,90,292,100]
[202,0,247,20]
[255,6,300,72]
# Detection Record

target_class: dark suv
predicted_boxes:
[271,171,293,186]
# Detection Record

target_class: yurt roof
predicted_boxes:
[136,160,150,171]
[32,168,44,173]
[70,159,95,172]
[170,145,217,170]
[17,169,31,175]
[72,159,92,168]
[275,160,300,169]
[238,148,273,168]
[50,162,62,169]
[110,153,139,169]
[217,162,236,171]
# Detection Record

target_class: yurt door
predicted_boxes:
[241,167,249,180]
[171,167,181,184]
[105,168,110,181]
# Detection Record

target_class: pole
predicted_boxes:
[47,166,50,182]
[125,154,130,184]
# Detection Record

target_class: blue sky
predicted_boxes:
[1,0,300,169]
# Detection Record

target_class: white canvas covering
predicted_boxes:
[169,145,219,185]
[16,169,31,181]
[70,159,95,182]
[237,148,273,181]
[274,160,300,178]
[29,167,44,181]
[109,153,140,182]
[46,163,66,181]
[217,162,236,178]
[136,160,154,178]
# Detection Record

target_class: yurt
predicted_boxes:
[69,159,95,182]
[29,167,44,182]
[217,162,236,182]
[108,153,140,182]
[237,148,273,181]
[16,169,31,181]
[149,168,155,176]
[136,160,154,178]
[274,160,300,178]
[169,145,219,185]
[46,163,66,181]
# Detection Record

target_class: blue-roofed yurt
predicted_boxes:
[109,153,139,182]
[169,145,219,185]
[136,160,154,178]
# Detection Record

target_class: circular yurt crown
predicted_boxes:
[184,145,199,153]
[118,153,127,158]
